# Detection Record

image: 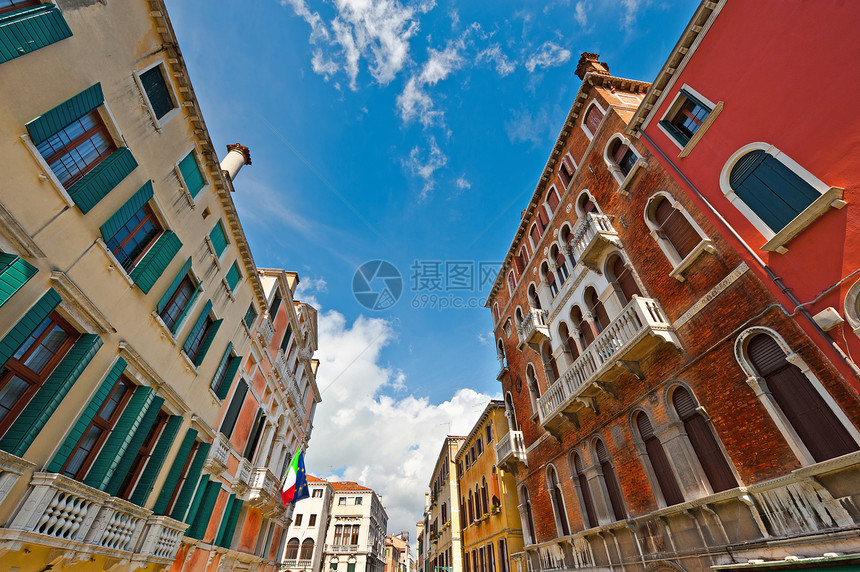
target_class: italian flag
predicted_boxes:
[281,449,310,505]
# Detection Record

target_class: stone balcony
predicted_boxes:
[537,296,680,436]
[496,430,527,474]
[204,432,231,476]
[284,559,314,569]
[274,349,290,382]
[0,472,186,564]
[496,353,509,381]
[288,376,306,418]
[232,457,253,495]
[246,467,284,518]
[326,543,362,553]
[517,308,550,350]
[569,213,621,272]
[258,314,275,347]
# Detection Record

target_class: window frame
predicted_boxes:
[719,142,845,254]
[558,153,577,189]
[643,191,715,282]
[580,100,606,140]
[657,85,722,157]
[119,410,168,500]
[603,134,647,194]
[184,308,218,366]
[106,202,164,274]
[174,146,210,205]
[133,59,181,129]
[158,270,202,337]
[35,109,116,190]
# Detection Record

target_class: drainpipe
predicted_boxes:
[639,131,860,381]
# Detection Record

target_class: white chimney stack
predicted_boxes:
[220,143,252,182]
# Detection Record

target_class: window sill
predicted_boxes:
[151,311,179,344]
[669,239,716,282]
[204,236,222,270]
[222,278,236,301]
[617,159,648,196]
[760,187,845,253]
[679,101,722,158]
[180,350,199,375]
[176,165,197,208]
[208,386,223,404]
[95,238,135,288]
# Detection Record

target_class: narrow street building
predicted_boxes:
[427,436,465,572]
[485,44,860,572]
[323,480,388,572]
[455,401,524,572]
[283,475,334,572]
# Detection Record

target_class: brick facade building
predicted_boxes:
[486,44,860,572]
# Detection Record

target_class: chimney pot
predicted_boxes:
[575,52,610,80]
[221,143,252,182]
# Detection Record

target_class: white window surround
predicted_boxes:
[558,153,578,190]
[604,134,648,195]
[152,268,205,343]
[580,100,607,141]
[567,450,595,529]
[656,84,723,158]
[628,407,674,508]
[719,142,846,254]
[174,146,210,207]
[545,465,569,536]
[20,99,128,210]
[133,59,181,131]
[181,304,221,371]
[843,278,860,336]
[643,191,716,282]
[733,326,860,466]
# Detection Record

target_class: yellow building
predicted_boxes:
[0,0,318,570]
[427,436,465,572]
[455,402,524,572]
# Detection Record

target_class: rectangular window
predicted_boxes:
[270,290,282,316]
[477,437,483,456]
[498,540,507,572]
[243,409,265,461]
[210,346,240,398]
[280,324,293,354]
[119,411,167,499]
[106,203,162,273]
[243,304,258,329]
[312,489,322,498]
[209,221,228,257]
[351,524,360,544]
[355,496,363,505]
[185,315,214,363]
[485,424,493,443]
[139,64,176,120]
[36,110,115,188]
[309,514,317,526]
[220,379,247,438]
[662,90,711,147]
[0,313,78,435]
[295,514,303,526]
[160,275,196,331]
[177,150,206,197]
[62,377,134,480]
[338,497,347,505]
[226,262,241,291]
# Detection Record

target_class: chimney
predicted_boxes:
[220,143,252,182]
[575,52,610,80]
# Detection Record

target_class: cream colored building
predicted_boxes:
[0,0,319,570]
[426,436,465,572]
[281,475,334,572]
[322,481,389,572]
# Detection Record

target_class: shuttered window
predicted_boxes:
[187,479,221,539]
[220,379,248,438]
[106,203,161,273]
[169,441,211,522]
[559,156,575,187]
[584,104,603,136]
[178,150,205,197]
[243,409,265,461]
[128,231,182,294]
[36,109,114,189]
[209,221,229,257]
[653,197,700,260]
[521,486,536,543]
[529,224,541,247]
[211,343,242,400]
[595,439,626,521]
[572,453,597,528]
[672,387,737,492]
[547,187,560,213]
[152,428,198,515]
[0,3,72,64]
[585,288,609,333]
[140,65,175,120]
[128,414,183,506]
[730,150,821,232]
[183,300,222,366]
[572,306,593,348]
[0,253,37,307]
[659,89,711,146]
[548,467,569,536]
[216,495,243,548]
[113,406,167,498]
[226,262,241,291]
[748,335,858,462]
[243,303,258,329]
[611,256,641,305]
[636,412,684,506]
[537,207,550,231]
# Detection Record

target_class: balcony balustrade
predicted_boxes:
[204,432,231,475]
[496,430,527,474]
[326,543,362,553]
[496,352,509,381]
[274,349,290,382]
[537,296,680,434]
[258,314,275,346]
[284,559,314,569]
[247,467,284,517]
[0,472,186,563]
[232,457,253,495]
[569,213,621,272]
[517,308,550,350]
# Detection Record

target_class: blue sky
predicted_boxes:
[165,0,694,537]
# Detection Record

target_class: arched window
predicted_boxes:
[607,254,641,306]
[514,307,524,330]
[507,271,516,294]
[529,223,541,249]
[547,465,570,536]
[594,439,626,521]
[649,196,702,261]
[492,304,500,325]
[519,246,530,267]
[845,278,860,336]
[551,245,569,283]
[570,452,596,528]
[460,497,467,529]
[528,283,542,310]
[605,136,639,181]
[468,489,475,523]
[300,538,315,560]
[546,186,561,214]
[634,411,684,506]
[584,287,609,333]
[286,538,300,560]
[526,365,540,414]
[570,306,593,348]
[559,226,576,268]
[536,205,550,232]
[514,247,526,274]
[540,341,558,385]
[746,333,858,463]
[481,478,489,517]
[541,262,558,298]
[576,192,598,217]
[520,486,536,544]
[475,484,483,516]
[505,392,519,431]
[497,339,506,368]
[558,322,579,362]
[559,153,576,188]
[672,387,737,492]
[581,101,605,139]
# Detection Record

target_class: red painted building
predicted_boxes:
[627,0,860,395]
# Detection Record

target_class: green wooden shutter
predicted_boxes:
[153,428,198,515]
[657,119,689,146]
[0,333,102,456]
[214,494,236,547]
[220,380,247,438]
[0,254,37,307]
[169,441,211,521]
[0,289,61,368]
[0,4,72,65]
[210,344,231,393]
[192,318,222,367]
[183,300,212,355]
[171,282,201,335]
[178,151,206,197]
[84,386,155,491]
[129,414,183,507]
[104,395,166,496]
[187,480,221,539]
[220,498,243,548]
[67,147,138,213]
[209,221,228,256]
[99,181,153,244]
[182,475,208,525]
[156,257,192,315]
[47,357,127,472]
[243,304,257,329]
[219,356,243,401]
[26,83,103,145]
[225,263,241,291]
[129,231,182,294]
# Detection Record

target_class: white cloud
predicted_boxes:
[504,106,559,147]
[396,77,439,126]
[420,43,464,85]
[311,50,340,79]
[619,0,641,31]
[306,310,496,536]
[403,137,448,200]
[525,41,571,72]
[455,176,471,191]
[281,0,329,42]
[476,44,516,77]
[295,276,328,309]
[397,42,464,126]
[574,1,588,26]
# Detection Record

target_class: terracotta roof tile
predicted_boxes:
[330,480,372,492]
